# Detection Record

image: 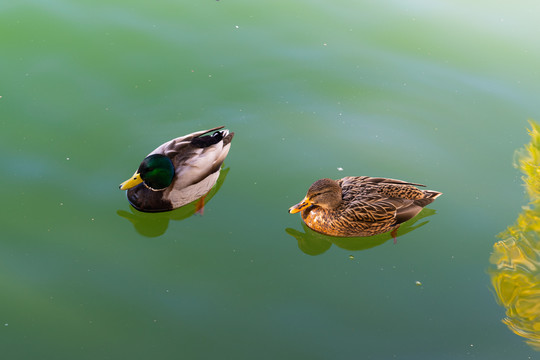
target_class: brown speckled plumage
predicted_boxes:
[289,176,442,237]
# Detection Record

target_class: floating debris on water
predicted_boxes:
[415,281,422,286]
[348,255,354,260]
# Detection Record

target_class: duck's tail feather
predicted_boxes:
[424,190,443,199]
[395,190,441,225]
[413,190,442,207]
[191,126,230,148]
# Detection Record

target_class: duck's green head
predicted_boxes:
[119,154,175,191]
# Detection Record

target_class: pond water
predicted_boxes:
[2,0,540,359]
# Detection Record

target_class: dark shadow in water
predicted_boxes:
[489,121,540,351]
[286,208,437,255]
[117,167,230,238]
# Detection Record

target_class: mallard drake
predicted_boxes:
[289,176,442,239]
[119,126,234,212]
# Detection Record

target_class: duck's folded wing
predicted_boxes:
[145,127,233,189]
[341,200,396,224]
[374,183,426,200]
[149,126,225,157]
[174,141,231,188]
[344,197,424,227]
[360,177,426,187]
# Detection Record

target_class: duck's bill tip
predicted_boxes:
[288,198,311,214]
[288,206,300,214]
[119,173,143,190]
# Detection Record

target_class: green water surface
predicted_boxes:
[2,0,540,359]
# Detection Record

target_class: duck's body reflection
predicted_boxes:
[118,168,230,237]
[286,208,437,255]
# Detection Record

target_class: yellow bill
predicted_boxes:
[119,172,143,190]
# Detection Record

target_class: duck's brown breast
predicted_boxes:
[302,207,396,237]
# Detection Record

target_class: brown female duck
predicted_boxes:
[289,176,442,239]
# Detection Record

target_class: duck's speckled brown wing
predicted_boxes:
[336,176,437,234]
[341,196,397,222]
[339,176,426,200]
[300,176,441,237]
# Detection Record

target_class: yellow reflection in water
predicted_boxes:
[489,120,540,351]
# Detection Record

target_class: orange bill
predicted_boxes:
[288,196,312,214]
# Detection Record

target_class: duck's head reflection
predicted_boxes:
[286,208,437,255]
[489,120,540,351]
[117,167,230,237]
